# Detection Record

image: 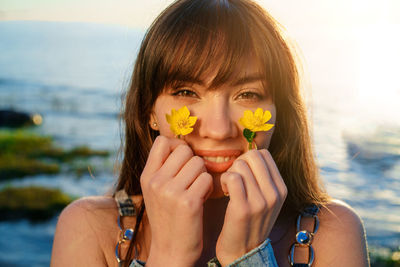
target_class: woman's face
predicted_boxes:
[150,60,276,198]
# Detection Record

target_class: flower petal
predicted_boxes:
[262,110,272,123]
[170,124,179,136]
[180,127,193,136]
[239,117,247,128]
[188,116,197,127]
[240,110,254,128]
[166,113,172,124]
[179,106,190,118]
[171,108,177,117]
[254,108,263,120]
[243,110,254,120]
[259,123,274,132]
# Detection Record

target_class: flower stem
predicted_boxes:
[248,141,258,150]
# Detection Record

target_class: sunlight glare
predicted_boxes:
[356,23,400,124]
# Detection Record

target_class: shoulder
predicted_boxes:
[312,199,369,266]
[318,199,364,230]
[55,196,118,232]
[51,196,119,266]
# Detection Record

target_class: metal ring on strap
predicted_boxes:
[288,204,320,267]
[115,215,137,263]
[289,243,314,267]
[296,213,319,235]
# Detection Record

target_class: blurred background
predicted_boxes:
[0,0,399,266]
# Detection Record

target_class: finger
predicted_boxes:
[228,159,263,200]
[220,171,247,204]
[173,156,207,189]
[258,149,287,198]
[187,172,214,200]
[238,150,279,200]
[158,144,194,178]
[143,136,186,176]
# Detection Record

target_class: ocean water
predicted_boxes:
[0,21,399,266]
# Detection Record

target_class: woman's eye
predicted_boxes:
[237,91,262,100]
[172,89,198,98]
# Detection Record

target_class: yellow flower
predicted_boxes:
[165,106,197,137]
[239,108,274,132]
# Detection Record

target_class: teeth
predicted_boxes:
[203,156,233,163]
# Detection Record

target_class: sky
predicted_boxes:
[1,0,400,30]
[1,0,400,124]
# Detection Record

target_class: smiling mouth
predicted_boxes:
[203,156,236,163]
[195,150,242,173]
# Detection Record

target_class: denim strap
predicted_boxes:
[208,239,278,267]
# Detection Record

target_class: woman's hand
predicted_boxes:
[216,149,287,266]
[140,136,214,267]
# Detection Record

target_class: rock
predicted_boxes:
[0,109,42,128]
[0,186,74,221]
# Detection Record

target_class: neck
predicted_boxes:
[199,197,229,261]
[191,197,229,266]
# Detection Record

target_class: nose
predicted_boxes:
[197,98,238,140]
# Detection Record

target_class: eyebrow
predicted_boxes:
[172,77,205,87]
[172,73,264,88]
[231,74,264,86]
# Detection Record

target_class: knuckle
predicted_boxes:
[180,196,200,212]
[247,149,259,158]
[163,185,177,199]
[192,155,205,166]
[281,185,288,198]
[236,153,247,161]
[260,149,272,159]
[233,159,247,169]
[148,177,162,192]
[225,172,242,184]
[267,191,279,207]
[240,149,259,161]
[154,135,168,146]
[199,172,212,183]
[176,144,193,157]
[259,148,268,155]
[237,205,251,221]
[140,178,147,190]
[253,199,267,214]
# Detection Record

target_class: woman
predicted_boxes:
[51,0,370,266]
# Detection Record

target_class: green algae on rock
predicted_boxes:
[369,246,400,267]
[0,186,74,221]
[0,130,110,180]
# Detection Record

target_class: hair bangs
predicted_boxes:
[156,0,257,91]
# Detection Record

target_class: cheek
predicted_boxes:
[158,121,171,136]
[255,128,274,149]
[157,118,178,138]
[152,98,175,137]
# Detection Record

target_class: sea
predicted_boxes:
[0,21,399,266]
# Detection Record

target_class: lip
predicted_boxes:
[195,149,242,173]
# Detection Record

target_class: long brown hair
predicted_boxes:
[115,0,330,263]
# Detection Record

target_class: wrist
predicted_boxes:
[146,256,192,267]
[146,249,196,267]
[216,250,246,267]
[217,239,272,267]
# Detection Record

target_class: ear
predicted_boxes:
[149,113,159,131]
